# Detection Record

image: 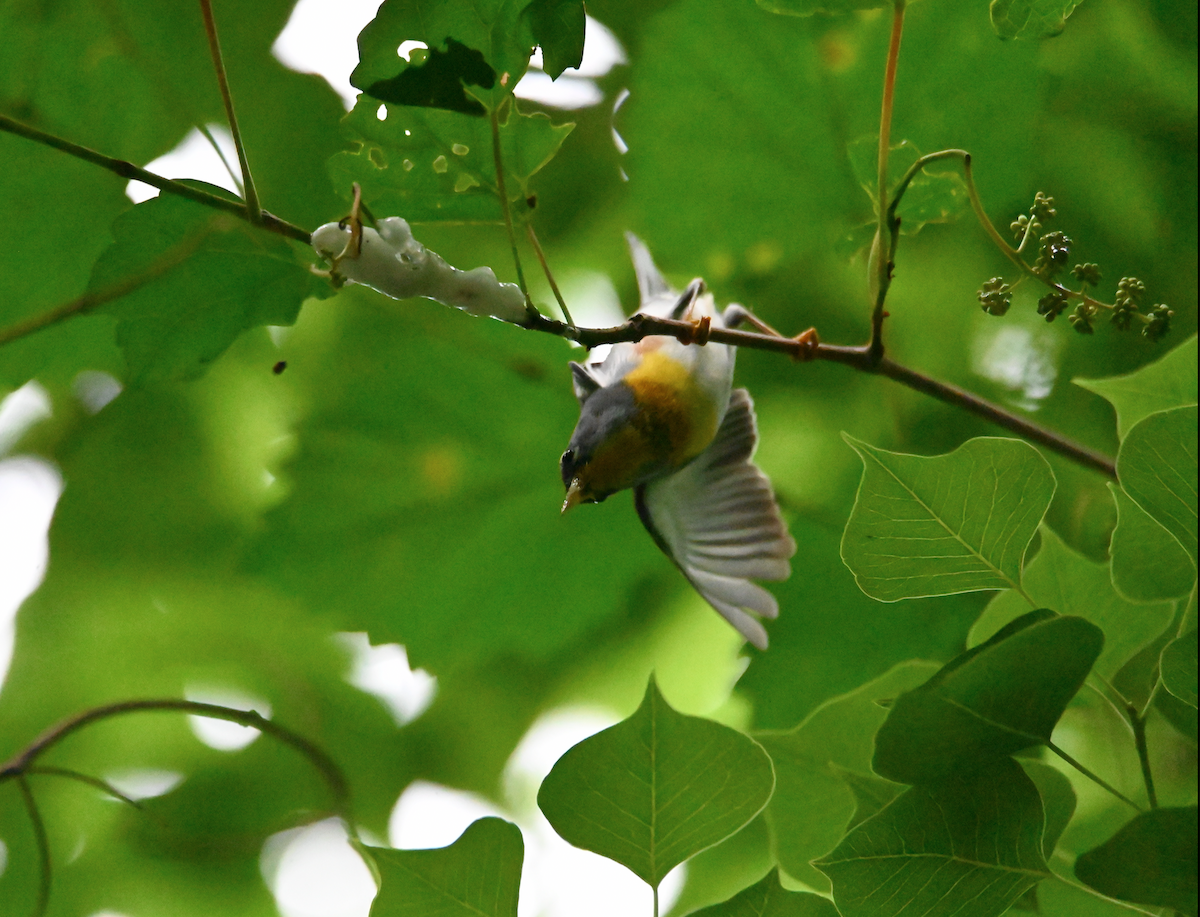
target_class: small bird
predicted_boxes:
[560,234,796,649]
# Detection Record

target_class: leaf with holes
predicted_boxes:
[990,0,1084,39]
[873,610,1103,784]
[755,0,888,16]
[814,757,1051,917]
[1075,807,1198,917]
[537,675,775,888]
[1117,406,1198,566]
[689,868,840,917]
[847,137,968,234]
[369,817,523,917]
[329,96,573,223]
[969,526,1174,681]
[840,436,1055,601]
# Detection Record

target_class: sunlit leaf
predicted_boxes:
[537,675,774,888]
[873,610,1103,784]
[1074,807,1198,917]
[89,187,318,385]
[689,868,839,917]
[1162,630,1198,709]
[328,96,573,223]
[369,818,524,917]
[840,436,1055,601]
[1107,484,1196,602]
[989,0,1083,39]
[1117,406,1198,565]
[1075,335,1198,439]
[970,526,1174,681]
[814,758,1050,917]
[757,662,937,890]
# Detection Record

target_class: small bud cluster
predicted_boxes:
[977,192,1172,343]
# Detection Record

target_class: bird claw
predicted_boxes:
[791,327,819,361]
[682,315,712,346]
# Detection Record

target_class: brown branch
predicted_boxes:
[524,310,1117,479]
[0,114,309,243]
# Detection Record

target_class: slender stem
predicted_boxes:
[653,883,659,917]
[525,223,574,327]
[0,221,215,349]
[15,775,52,917]
[0,114,309,243]
[489,104,539,321]
[198,123,243,195]
[1129,708,1158,809]
[869,0,906,363]
[198,0,260,223]
[0,700,353,830]
[27,766,145,810]
[1047,741,1143,811]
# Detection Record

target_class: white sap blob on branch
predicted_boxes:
[312,217,529,325]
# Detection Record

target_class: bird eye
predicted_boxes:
[560,450,575,488]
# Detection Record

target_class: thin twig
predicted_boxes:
[198,0,260,222]
[869,0,906,364]
[197,123,243,196]
[0,114,308,243]
[0,222,214,348]
[1047,740,1143,811]
[525,223,574,327]
[15,775,52,917]
[26,766,145,811]
[489,104,539,322]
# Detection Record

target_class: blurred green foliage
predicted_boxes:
[0,0,1195,913]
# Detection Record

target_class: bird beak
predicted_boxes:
[561,478,585,514]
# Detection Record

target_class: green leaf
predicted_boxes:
[814,758,1050,917]
[1108,483,1196,603]
[689,869,839,917]
[525,0,586,79]
[969,527,1174,681]
[88,188,316,385]
[1162,629,1198,708]
[847,138,969,234]
[537,675,774,888]
[840,436,1055,601]
[873,611,1103,784]
[369,818,524,917]
[1020,760,1076,858]
[833,766,904,833]
[1075,335,1199,439]
[1117,406,1198,565]
[328,96,573,223]
[989,0,1084,40]
[754,0,887,17]
[756,661,938,891]
[1074,807,1198,917]
[352,0,535,111]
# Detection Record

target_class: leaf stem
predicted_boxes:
[869,0,906,364]
[1128,706,1158,808]
[15,775,52,917]
[26,766,145,811]
[0,222,214,349]
[1047,741,1142,811]
[525,223,574,327]
[198,0,260,223]
[0,114,309,243]
[489,104,539,322]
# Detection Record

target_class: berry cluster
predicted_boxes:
[978,193,1173,341]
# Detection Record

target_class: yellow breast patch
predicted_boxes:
[624,350,719,467]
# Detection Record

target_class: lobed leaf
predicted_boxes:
[537,675,774,888]
[689,868,839,917]
[1075,334,1198,439]
[814,757,1050,917]
[1074,807,1198,917]
[873,610,1103,784]
[88,187,319,385]
[1107,483,1196,602]
[1117,406,1198,566]
[328,96,573,223]
[970,526,1174,681]
[989,0,1084,40]
[369,817,524,916]
[840,436,1055,602]
[1161,629,1198,708]
[847,137,969,235]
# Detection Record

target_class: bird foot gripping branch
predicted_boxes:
[560,235,796,650]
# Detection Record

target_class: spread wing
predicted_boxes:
[635,389,796,649]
